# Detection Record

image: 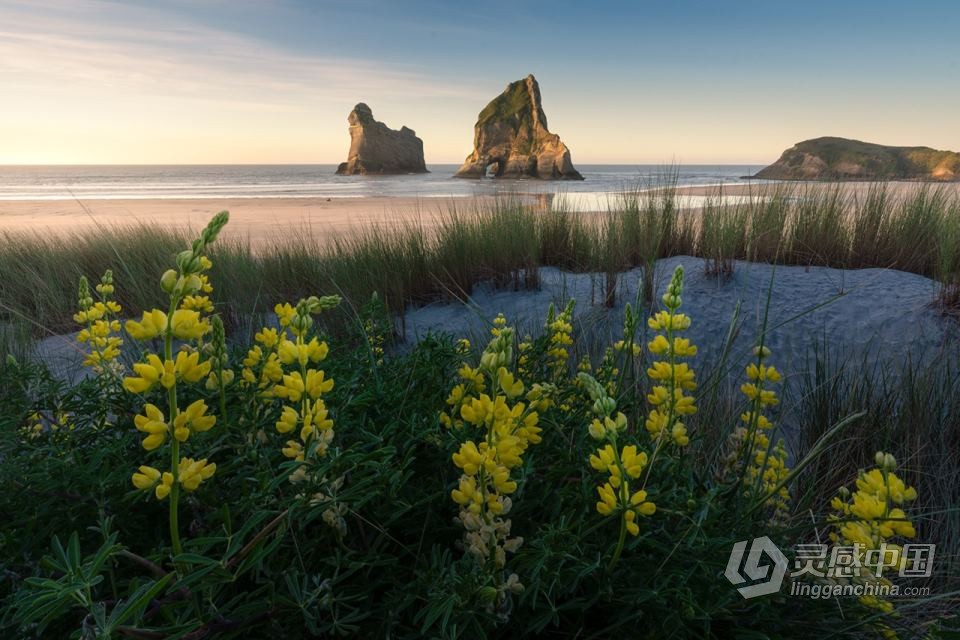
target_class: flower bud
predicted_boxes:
[601,397,616,416]
[160,269,178,293]
[875,451,886,467]
[883,453,897,471]
[176,250,194,272]
[184,274,202,294]
[476,586,499,604]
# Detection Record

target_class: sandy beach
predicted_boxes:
[2,181,957,247]
[0,196,480,245]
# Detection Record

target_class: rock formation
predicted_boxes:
[752,137,960,181]
[455,74,583,180]
[335,103,427,175]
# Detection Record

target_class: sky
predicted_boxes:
[1,0,958,165]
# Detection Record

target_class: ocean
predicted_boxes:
[0,164,763,201]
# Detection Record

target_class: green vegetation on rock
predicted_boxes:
[754,137,960,181]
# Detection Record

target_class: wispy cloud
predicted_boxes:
[0,0,480,112]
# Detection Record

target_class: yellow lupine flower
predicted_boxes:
[596,483,618,515]
[740,383,778,406]
[588,418,607,440]
[311,402,334,431]
[445,384,466,413]
[621,445,648,479]
[497,367,524,398]
[180,295,214,313]
[134,403,168,450]
[172,399,216,442]
[460,394,494,426]
[155,473,174,500]
[255,327,279,348]
[170,309,210,340]
[580,372,657,546]
[515,411,542,445]
[644,267,697,449]
[489,465,518,494]
[174,350,211,383]
[282,440,304,460]
[671,422,690,447]
[589,444,617,473]
[131,465,162,490]
[125,309,169,341]
[304,369,334,399]
[123,355,172,393]
[178,457,216,491]
[494,435,524,468]
[630,489,656,516]
[304,337,329,363]
[276,406,298,434]
[647,311,691,331]
[646,362,697,391]
[278,340,299,365]
[746,363,781,382]
[451,476,483,513]
[274,302,297,328]
[452,441,484,476]
[458,364,485,391]
[624,510,640,536]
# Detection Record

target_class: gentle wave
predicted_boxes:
[0,164,763,201]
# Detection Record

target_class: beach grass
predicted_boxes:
[1,181,958,342]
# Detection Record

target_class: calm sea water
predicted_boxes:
[0,164,763,201]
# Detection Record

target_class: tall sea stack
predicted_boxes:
[455,74,583,180]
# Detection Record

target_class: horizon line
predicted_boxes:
[0,161,770,167]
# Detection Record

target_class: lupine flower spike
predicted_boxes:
[444,314,551,611]
[645,265,698,448]
[74,270,124,377]
[269,295,341,483]
[579,373,656,570]
[721,344,791,524]
[124,211,228,559]
[828,452,918,624]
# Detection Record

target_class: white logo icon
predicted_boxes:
[725,536,788,598]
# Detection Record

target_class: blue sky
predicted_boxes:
[1,0,958,163]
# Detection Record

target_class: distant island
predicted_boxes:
[751,137,960,181]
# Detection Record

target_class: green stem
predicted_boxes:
[216,358,228,429]
[605,432,631,572]
[164,298,184,560]
[608,512,627,572]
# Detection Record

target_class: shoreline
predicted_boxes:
[1,181,957,246]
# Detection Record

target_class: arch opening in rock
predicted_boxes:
[485,160,503,178]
